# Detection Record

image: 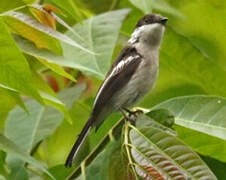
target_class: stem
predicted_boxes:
[81,161,86,180]
[124,121,139,180]
[108,129,115,141]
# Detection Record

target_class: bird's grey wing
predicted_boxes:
[92,47,142,128]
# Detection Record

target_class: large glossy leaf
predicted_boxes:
[145,106,226,163]
[152,95,226,140]
[0,18,42,103]
[0,133,53,179]
[2,11,92,55]
[5,84,85,154]
[62,9,130,79]
[175,125,226,163]
[6,101,62,153]
[128,116,216,179]
[5,84,85,179]
[151,96,226,163]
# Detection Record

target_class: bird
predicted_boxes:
[65,14,168,167]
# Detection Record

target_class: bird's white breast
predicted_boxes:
[113,49,159,109]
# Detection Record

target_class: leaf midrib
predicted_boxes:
[176,117,226,140]
[30,106,45,151]
[88,18,101,74]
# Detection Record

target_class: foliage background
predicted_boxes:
[0,0,225,179]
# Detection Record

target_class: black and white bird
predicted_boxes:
[65,14,168,167]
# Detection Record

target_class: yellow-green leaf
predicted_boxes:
[0,18,43,103]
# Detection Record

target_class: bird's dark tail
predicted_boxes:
[65,116,93,167]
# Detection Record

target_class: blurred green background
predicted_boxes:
[0,0,225,179]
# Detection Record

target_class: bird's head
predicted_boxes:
[129,14,168,47]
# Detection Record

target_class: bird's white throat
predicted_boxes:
[128,23,165,48]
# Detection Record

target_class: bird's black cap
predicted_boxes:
[136,14,168,28]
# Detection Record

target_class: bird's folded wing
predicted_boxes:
[93,46,142,115]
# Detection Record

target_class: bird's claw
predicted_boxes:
[122,108,144,125]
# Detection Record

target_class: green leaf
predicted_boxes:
[2,11,61,55]
[31,69,57,97]
[152,95,226,140]
[150,96,226,163]
[6,101,62,152]
[29,69,70,121]
[136,114,176,136]
[62,9,130,79]
[75,141,128,180]
[175,125,226,163]
[15,35,75,82]
[39,58,76,82]
[5,84,85,154]
[48,165,73,180]
[8,163,29,180]
[202,156,226,180]
[146,109,175,129]
[29,4,85,44]
[0,18,42,103]
[2,11,93,55]
[0,133,54,179]
[0,151,7,178]
[0,87,26,114]
[127,116,216,179]
[5,85,85,179]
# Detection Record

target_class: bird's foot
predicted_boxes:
[120,108,143,125]
[123,108,143,118]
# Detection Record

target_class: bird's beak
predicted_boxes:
[160,17,168,26]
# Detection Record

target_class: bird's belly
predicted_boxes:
[112,60,158,109]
